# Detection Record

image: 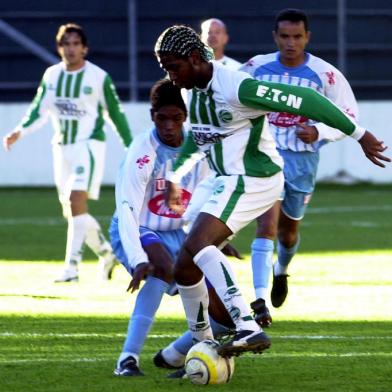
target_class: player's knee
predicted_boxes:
[153,262,174,283]
[278,231,298,248]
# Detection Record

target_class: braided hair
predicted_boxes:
[155,25,214,61]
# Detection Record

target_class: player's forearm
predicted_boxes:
[239,79,365,139]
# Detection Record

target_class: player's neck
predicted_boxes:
[279,53,306,68]
[195,62,213,89]
[213,49,224,60]
[65,59,86,72]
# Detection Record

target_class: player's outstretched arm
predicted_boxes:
[3,130,21,151]
[358,131,390,168]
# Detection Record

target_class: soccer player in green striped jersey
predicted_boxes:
[3,23,132,283]
[154,25,389,357]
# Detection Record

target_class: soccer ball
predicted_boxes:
[185,339,235,385]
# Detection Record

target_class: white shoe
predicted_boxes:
[54,268,78,283]
[98,253,118,280]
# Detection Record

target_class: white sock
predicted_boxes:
[177,278,214,343]
[162,344,186,367]
[255,287,268,301]
[84,214,113,257]
[117,351,139,367]
[274,262,288,276]
[64,213,88,269]
[194,245,260,332]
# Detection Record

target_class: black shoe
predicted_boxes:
[217,330,271,357]
[250,298,272,327]
[153,349,183,369]
[167,367,187,379]
[271,274,289,308]
[113,356,144,376]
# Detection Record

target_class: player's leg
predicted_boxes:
[54,144,88,282]
[113,226,181,376]
[250,201,281,327]
[271,149,318,307]
[175,173,283,356]
[81,140,119,280]
[154,284,234,372]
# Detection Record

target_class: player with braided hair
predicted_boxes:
[154,25,389,357]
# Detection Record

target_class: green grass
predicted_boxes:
[0,185,391,391]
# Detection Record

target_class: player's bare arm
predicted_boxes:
[358,131,390,168]
[3,130,21,151]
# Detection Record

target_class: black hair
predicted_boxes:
[56,23,88,47]
[155,25,213,61]
[274,9,309,32]
[150,79,187,115]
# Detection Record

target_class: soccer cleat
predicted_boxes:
[217,329,271,357]
[113,356,144,377]
[54,269,78,283]
[98,253,118,281]
[153,349,183,369]
[167,367,187,379]
[271,274,289,308]
[250,298,272,328]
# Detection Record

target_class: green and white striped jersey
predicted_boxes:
[17,61,132,146]
[169,63,365,182]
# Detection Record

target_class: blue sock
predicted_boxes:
[172,316,231,356]
[275,236,300,275]
[251,238,274,300]
[119,276,169,365]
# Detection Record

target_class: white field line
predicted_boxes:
[0,205,391,226]
[0,352,391,364]
[0,332,391,340]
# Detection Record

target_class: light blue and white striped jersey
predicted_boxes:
[240,52,358,152]
[114,128,210,268]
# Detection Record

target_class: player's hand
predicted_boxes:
[295,123,318,144]
[127,262,153,293]
[3,130,21,151]
[358,131,390,168]
[221,243,243,259]
[165,181,185,215]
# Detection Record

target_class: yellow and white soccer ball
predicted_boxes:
[185,339,235,385]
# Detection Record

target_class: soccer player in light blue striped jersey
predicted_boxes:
[239,9,360,315]
[3,23,132,282]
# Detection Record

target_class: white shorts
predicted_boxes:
[53,139,106,202]
[200,172,284,234]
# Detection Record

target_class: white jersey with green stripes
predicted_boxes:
[171,63,365,181]
[17,61,132,147]
[181,63,284,178]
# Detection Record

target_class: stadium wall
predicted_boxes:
[1,101,392,185]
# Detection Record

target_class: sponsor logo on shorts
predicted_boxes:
[76,166,85,174]
[256,85,303,109]
[304,193,312,205]
[213,184,225,195]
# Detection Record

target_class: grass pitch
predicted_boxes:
[0,185,391,391]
